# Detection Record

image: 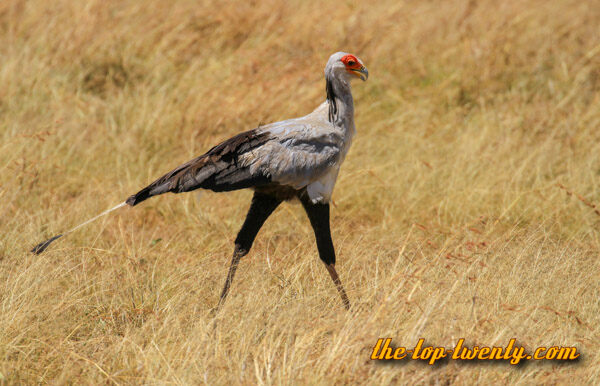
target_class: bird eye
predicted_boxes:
[347,61,356,66]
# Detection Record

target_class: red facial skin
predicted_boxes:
[340,54,363,75]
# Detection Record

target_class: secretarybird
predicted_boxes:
[33,52,368,310]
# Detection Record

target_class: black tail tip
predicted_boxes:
[125,195,137,206]
[31,234,63,255]
[126,189,151,206]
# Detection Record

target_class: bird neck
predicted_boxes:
[326,76,354,127]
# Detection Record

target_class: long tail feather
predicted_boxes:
[31,202,127,254]
[31,234,63,254]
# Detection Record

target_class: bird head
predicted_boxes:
[325,52,369,82]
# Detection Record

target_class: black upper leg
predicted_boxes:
[234,192,282,255]
[299,196,336,265]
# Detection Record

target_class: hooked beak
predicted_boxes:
[351,66,369,81]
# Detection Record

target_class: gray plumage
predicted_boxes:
[127,52,368,206]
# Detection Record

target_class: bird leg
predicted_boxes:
[216,192,281,310]
[300,197,351,310]
[324,263,350,311]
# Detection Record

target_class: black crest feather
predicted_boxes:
[326,78,337,123]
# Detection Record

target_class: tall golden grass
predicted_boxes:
[1,0,599,383]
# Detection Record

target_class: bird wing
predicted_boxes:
[241,118,343,190]
[126,114,344,206]
[126,129,272,205]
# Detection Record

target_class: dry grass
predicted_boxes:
[1,0,599,383]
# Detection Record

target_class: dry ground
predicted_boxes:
[1,0,599,384]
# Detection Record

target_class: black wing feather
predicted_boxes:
[126,129,271,206]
